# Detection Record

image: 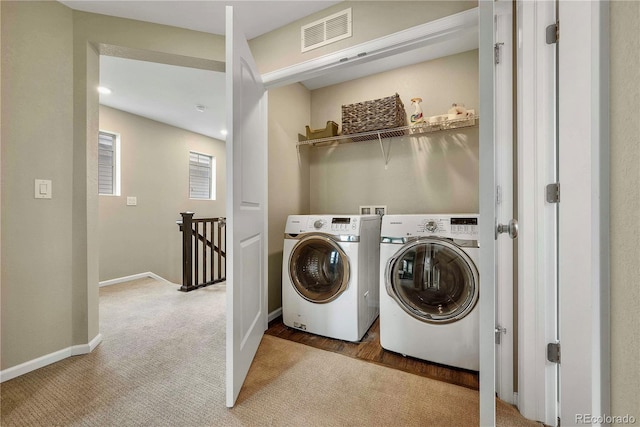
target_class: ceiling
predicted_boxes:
[99,55,227,140]
[59,1,341,39]
[60,0,343,140]
[60,0,339,140]
[61,1,476,141]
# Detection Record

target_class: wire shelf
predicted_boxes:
[297,115,479,147]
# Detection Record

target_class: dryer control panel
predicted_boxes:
[382,214,479,241]
[418,217,478,238]
[450,217,478,236]
[307,217,357,232]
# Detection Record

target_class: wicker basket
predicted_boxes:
[341,93,406,135]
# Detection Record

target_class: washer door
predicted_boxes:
[289,235,350,303]
[386,239,479,323]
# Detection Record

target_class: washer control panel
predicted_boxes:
[285,215,379,235]
[330,217,357,232]
[309,218,358,231]
[290,216,360,233]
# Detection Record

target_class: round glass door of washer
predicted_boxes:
[289,235,350,303]
[386,239,479,323]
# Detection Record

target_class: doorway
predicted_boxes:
[96,54,226,287]
[262,5,514,426]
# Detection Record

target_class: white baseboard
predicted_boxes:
[71,333,103,356]
[0,333,102,383]
[99,271,174,287]
[268,307,282,323]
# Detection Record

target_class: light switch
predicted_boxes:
[34,179,52,199]
[126,196,137,206]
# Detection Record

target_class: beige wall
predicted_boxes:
[267,84,311,312]
[250,1,477,74]
[610,1,640,419]
[0,0,3,368]
[309,50,478,215]
[258,2,477,313]
[99,106,225,284]
[258,1,478,312]
[1,0,225,371]
[1,0,74,369]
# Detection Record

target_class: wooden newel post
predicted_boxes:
[219,218,226,279]
[180,212,195,292]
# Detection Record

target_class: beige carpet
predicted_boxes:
[0,277,539,426]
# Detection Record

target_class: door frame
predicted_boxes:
[556,1,610,423]
[516,1,559,425]
[264,5,507,425]
[516,1,610,424]
[259,1,610,423]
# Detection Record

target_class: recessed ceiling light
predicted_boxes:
[97,86,112,95]
[220,130,228,136]
[195,104,206,113]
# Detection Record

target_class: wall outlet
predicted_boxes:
[126,196,137,206]
[359,205,387,216]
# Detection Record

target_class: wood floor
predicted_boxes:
[266,316,479,390]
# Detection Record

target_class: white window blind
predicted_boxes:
[189,152,215,199]
[98,131,117,195]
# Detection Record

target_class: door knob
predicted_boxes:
[496,219,518,239]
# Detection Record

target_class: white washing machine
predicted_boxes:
[379,214,480,371]
[282,214,381,342]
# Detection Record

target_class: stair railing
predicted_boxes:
[177,212,226,292]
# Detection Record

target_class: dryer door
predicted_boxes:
[386,238,479,323]
[289,235,350,303]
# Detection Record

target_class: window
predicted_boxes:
[189,152,215,200]
[98,131,120,195]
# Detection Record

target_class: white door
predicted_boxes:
[225,5,269,408]
[479,0,520,424]
[478,1,498,425]
[494,0,515,406]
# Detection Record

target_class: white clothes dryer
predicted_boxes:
[283,214,381,342]
[379,214,480,371]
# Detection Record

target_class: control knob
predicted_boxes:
[313,220,325,230]
[425,220,438,232]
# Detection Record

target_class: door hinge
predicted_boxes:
[495,326,507,344]
[546,183,560,203]
[546,22,559,44]
[494,42,504,64]
[547,342,561,364]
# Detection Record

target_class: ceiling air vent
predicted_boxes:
[301,8,352,53]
